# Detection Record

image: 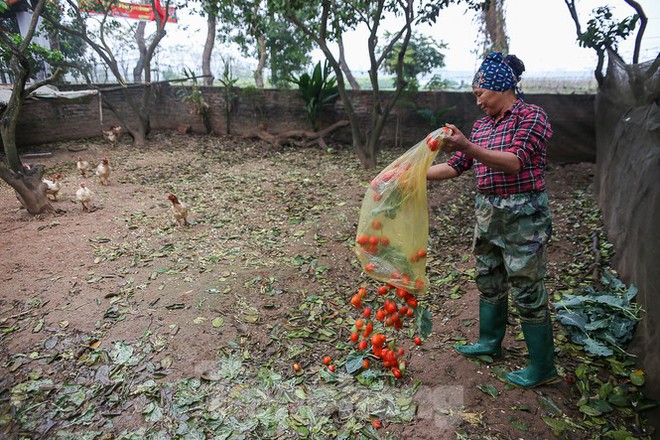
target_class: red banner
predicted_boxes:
[82,1,177,23]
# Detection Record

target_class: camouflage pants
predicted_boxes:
[473,191,552,324]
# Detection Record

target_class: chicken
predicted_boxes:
[168,194,190,226]
[95,157,111,185]
[43,173,63,201]
[102,125,122,148]
[76,181,93,212]
[77,156,91,177]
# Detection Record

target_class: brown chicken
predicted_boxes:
[102,125,122,148]
[77,156,91,177]
[168,194,190,226]
[95,157,111,185]
[76,181,93,212]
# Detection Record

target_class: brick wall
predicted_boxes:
[16,85,596,163]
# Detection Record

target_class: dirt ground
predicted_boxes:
[0,133,653,439]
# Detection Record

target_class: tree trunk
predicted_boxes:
[482,0,509,55]
[202,14,215,86]
[254,34,267,89]
[0,164,53,215]
[338,35,360,91]
[133,21,147,83]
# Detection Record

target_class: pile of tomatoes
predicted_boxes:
[346,284,423,379]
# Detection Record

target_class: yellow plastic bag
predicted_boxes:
[355,127,452,293]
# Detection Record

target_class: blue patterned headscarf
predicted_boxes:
[472,52,524,96]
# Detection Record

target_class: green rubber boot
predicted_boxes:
[506,320,558,388]
[455,300,507,358]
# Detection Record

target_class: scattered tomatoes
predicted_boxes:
[414,336,422,345]
[323,356,332,365]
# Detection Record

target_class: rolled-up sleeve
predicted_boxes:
[505,107,553,167]
[447,151,473,176]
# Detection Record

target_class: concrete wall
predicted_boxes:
[15,85,596,163]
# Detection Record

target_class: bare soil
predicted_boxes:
[0,133,651,439]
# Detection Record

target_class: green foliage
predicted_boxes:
[0,33,64,80]
[553,269,641,357]
[288,60,338,130]
[417,105,456,128]
[381,32,446,92]
[0,0,8,13]
[578,6,639,52]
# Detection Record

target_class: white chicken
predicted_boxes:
[76,181,93,212]
[43,173,63,201]
[95,157,111,186]
[102,125,122,148]
[168,194,190,226]
[77,156,91,177]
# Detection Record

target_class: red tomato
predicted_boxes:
[355,318,364,330]
[399,306,408,316]
[414,279,425,290]
[350,332,359,343]
[372,193,382,202]
[356,235,369,245]
[351,295,362,308]
[414,336,422,345]
[363,307,372,318]
[372,219,383,230]
[392,367,402,378]
[375,309,386,321]
[410,253,419,263]
[362,359,370,369]
[380,236,390,246]
[417,249,427,259]
[398,348,405,356]
[363,322,373,337]
[372,419,382,429]
[407,298,418,308]
[377,286,388,295]
[323,355,332,365]
[358,340,368,351]
[328,365,335,372]
[428,137,439,151]
[384,300,397,315]
[357,287,367,298]
[293,363,301,371]
[365,263,375,272]
[368,236,379,246]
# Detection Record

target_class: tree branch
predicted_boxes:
[24,68,62,95]
[623,0,647,64]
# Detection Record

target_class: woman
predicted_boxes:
[427,52,557,388]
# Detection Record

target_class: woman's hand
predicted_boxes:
[442,123,469,153]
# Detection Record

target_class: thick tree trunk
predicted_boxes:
[133,21,147,83]
[0,164,53,215]
[202,15,216,86]
[483,0,509,55]
[254,35,267,89]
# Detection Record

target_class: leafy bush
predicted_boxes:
[288,60,338,131]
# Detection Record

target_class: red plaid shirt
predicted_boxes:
[447,100,553,195]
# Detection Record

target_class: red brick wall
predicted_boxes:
[16,84,595,163]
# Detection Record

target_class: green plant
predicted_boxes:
[417,105,457,129]
[218,59,239,135]
[553,269,642,357]
[288,60,338,131]
[181,68,211,134]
